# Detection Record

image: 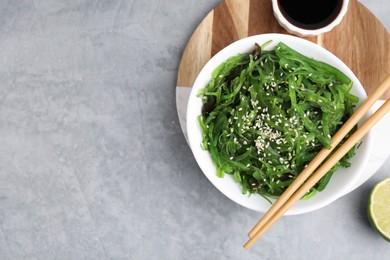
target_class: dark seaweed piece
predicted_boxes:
[251,43,262,60]
[202,96,216,116]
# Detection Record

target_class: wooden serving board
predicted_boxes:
[176,0,390,100]
[176,0,390,198]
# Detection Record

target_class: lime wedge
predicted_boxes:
[368,177,390,242]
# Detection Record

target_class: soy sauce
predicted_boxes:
[278,0,343,30]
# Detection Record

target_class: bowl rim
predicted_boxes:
[186,33,373,215]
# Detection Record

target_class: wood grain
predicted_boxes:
[177,0,390,99]
[177,12,213,87]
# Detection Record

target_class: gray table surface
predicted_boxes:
[0,0,389,259]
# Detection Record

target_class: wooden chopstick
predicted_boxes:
[244,74,390,249]
[247,74,390,239]
[244,98,390,248]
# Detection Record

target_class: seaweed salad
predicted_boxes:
[197,41,358,200]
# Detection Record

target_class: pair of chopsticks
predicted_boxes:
[244,74,390,249]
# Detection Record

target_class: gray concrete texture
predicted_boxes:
[0,0,389,259]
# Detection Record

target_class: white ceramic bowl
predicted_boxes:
[187,34,372,215]
[271,0,350,37]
